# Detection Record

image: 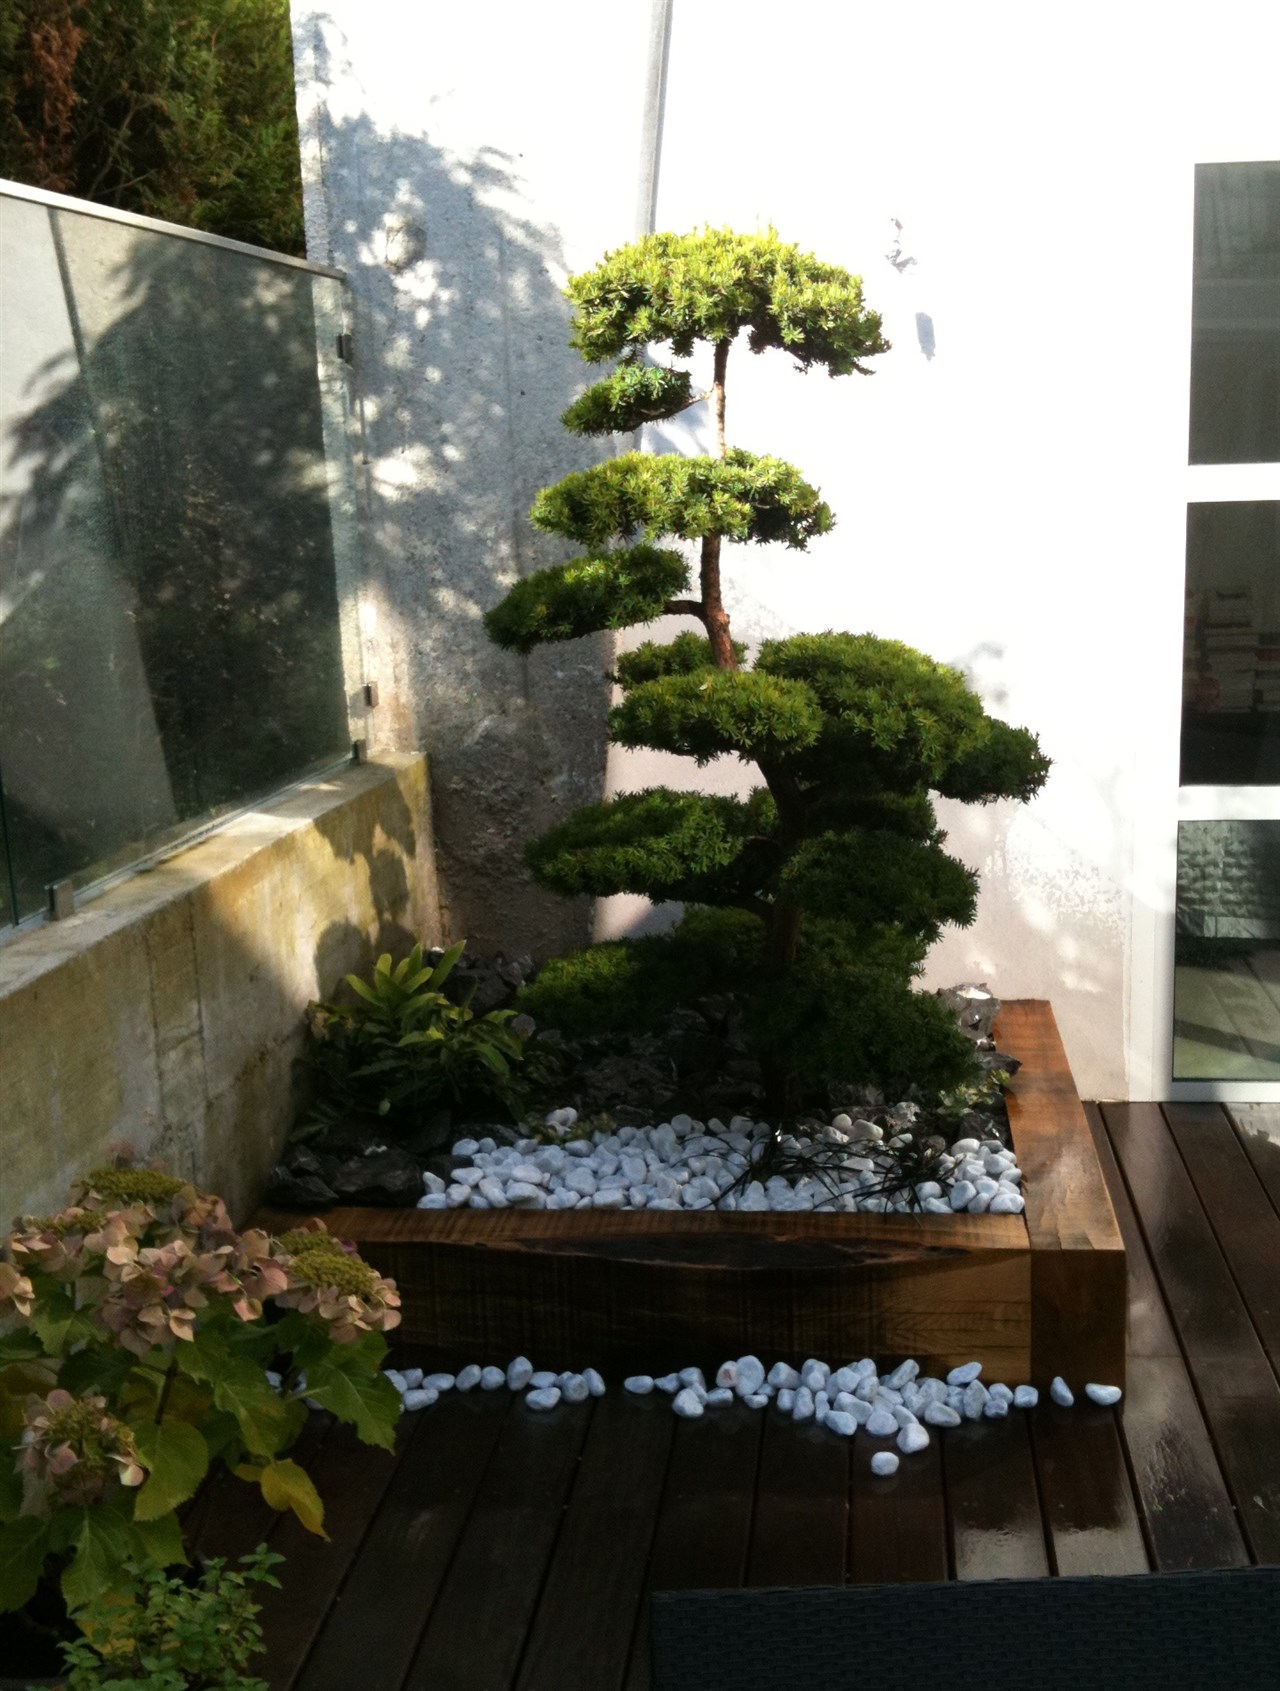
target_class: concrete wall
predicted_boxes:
[1,756,442,1224]
[290,1,1280,1101]
[289,2,662,959]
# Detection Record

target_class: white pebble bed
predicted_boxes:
[382,1354,1123,1475]
[416,1108,1026,1216]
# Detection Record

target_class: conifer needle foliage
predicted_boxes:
[485,228,1050,1111]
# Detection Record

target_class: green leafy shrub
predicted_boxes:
[0,1169,401,1618]
[306,941,544,1139]
[486,227,1051,1111]
[54,1546,281,1691]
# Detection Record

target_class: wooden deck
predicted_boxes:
[195,1103,1280,1691]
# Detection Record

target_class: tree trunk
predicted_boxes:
[702,338,736,668]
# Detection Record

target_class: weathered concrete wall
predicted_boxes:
[1,756,441,1224]
[289,3,661,958]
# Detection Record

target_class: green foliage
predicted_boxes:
[518,908,765,1036]
[781,829,979,941]
[610,670,824,766]
[483,546,689,654]
[526,788,778,904]
[612,631,747,687]
[0,1171,401,1616]
[307,941,539,1135]
[561,362,694,435]
[484,226,1050,1108]
[56,1546,281,1691]
[0,1,304,253]
[531,450,832,553]
[566,227,889,372]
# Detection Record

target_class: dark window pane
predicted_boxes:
[0,196,353,924]
[1175,820,1280,1079]
[1190,161,1280,464]
[1181,501,1280,783]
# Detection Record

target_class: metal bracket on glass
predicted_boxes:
[351,738,369,763]
[46,879,75,920]
[336,332,354,365]
[362,682,380,708]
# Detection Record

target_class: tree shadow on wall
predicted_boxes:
[297,19,615,959]
[0,198,353,920]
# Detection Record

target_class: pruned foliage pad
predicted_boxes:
[486,228,1049,1112]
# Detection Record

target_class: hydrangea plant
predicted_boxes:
[487,228,1050,1112]
[0,1166,401,1618]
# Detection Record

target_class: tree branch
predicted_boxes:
[663,598,707,620]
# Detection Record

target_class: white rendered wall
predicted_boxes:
[295,0,1280,1100]
[592,0,1280,1101]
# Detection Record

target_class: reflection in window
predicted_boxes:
[1181,501,1280,783]
[1175,821,1280,1080]
[1190,162,1280,464]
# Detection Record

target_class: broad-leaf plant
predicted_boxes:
[0,1165,401,1620]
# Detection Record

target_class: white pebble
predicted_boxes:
[452,1138,479,1157]
[507,1356,533,1391]
[679,1366,706,1391]
[983,1393,1009,1419]
[402,1387,438,1412]
[962,1381,989,1420]
[673,1387,705,1419]
[382,1371,406,1393]
[897,1422,930,1455]
[885,1359,919,1390]
[455,1364,483,1392]
[655,1373,680,1394]
[947,1361,983,1387]
[776,1388,795,1413]
[866,1407,898,1437]
[480,1367,506,1391]
[1050,1376,1074,1407]
[870,1452,900,1476]
[416,1193,448,1209]
[583,1368,606,1397]
[825,1411,857,1437]
[715,1361,739,1389]
[424,1373,455,1393]
[792,1387,815,1423]
[1085,1382,1123,1406]
[624,1375,655,1394]
[706,1387,735,1407]
[988,1191,1025,1214]
[742,1392,770,1410]
[923,1402,962,1427]
[526,1386,561,1411]
[530,1370,558,1390]
[768,1362,801,1391]
[1013,1385,1039,1409]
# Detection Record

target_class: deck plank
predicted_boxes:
[849,1433,948,1584]
[1029,1399,1149,1577]
[624,1405,763,1691]
[1083,1105,1248,1571]
[515,1391,673,1691]
[254,1421,407,1691]
[1102,1102,1280,1563]
[1164,1102,1280,1374]
[745,1411,849,1588]
[1228,1103,1280,1216]
[292,1392,513,1691]
[943,1414,1050,1581]
[402,1397,593,1691]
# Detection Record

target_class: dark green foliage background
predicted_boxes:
[0,0,304,253]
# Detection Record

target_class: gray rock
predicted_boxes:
[330,1148,424,1208]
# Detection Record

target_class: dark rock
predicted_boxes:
[266,1166,338,1209]
[330,1148,424,1207]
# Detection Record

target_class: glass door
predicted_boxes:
[1173,162,1280,1092]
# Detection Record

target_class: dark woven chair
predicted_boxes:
[651,1569,1279,1689]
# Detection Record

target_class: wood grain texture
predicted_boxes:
[255,1004,1128,1385]
[997,1001,1126,1387]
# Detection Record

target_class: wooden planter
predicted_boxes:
[257,1001,1125,1386]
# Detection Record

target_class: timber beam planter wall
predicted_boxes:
[257,1001,1126,1385]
